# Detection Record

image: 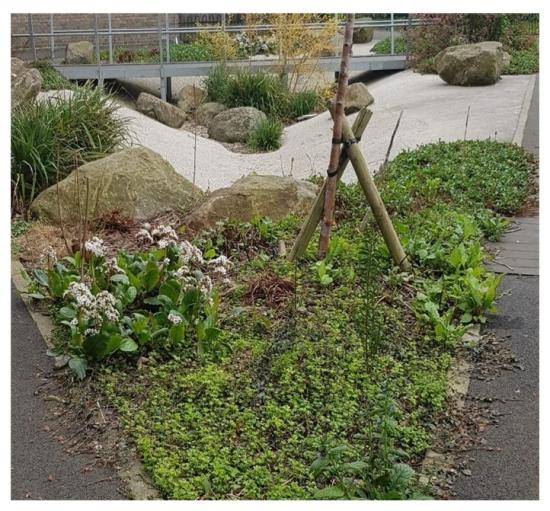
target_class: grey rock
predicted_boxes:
[136,92,187,128]
[31,147,202,222]
[196,102,227,128]
[65,41,95,64]
[435,41,506,86]
[208,106,267,143]
[11,58,42,108]
[185,174,318,230]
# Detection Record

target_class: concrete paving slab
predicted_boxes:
[485,218,539,276]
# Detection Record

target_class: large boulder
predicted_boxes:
[435,41,506,86]
[343,83,374,114]
[11,58,42,108]
[31,147,202,223]
[197,102,227,128]
[137,92,187,128]
[185,174,318,230]
[353,26,374,44]
[65,41,95,64]
[208,106,267,143]
[177,85,206,113]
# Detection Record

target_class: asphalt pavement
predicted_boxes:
[11,284,123,500]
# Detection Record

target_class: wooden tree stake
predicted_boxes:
[318,13,355,259]
[340,116,410,271]
[288,107,372,261]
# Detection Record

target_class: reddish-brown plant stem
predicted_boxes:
[318,13,354,259]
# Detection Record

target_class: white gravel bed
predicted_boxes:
[119,70,534,191]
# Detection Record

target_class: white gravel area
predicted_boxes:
[119,70,535,191]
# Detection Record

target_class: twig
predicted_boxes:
[464,105,471,140]
[491,258,515,271]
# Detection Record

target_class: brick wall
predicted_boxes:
[11,13,224,58]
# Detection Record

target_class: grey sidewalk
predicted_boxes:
[11,284,123,500]
[452,75,539,499]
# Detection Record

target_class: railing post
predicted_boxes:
[390,13,395,54]
[27,14,37,61]
[108,13,113,64]
[406,13,412,63]
[49,14,55,60]
[165,13,170,63]
[158,14,166,101]
[94,14,103,87]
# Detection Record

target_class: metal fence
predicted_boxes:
[13,13,423,63]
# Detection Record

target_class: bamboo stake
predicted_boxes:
[318,13,355,259]
[289,107,372,261]
[340,116,410,271]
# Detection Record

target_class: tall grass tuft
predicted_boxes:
[287,90,320,118]
[11,85,129,214]
[247,118,283,151]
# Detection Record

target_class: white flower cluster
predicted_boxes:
[167,312,182,325]
[64,282,119,324]
[179,240,204,265]
[84,237,106,257]
[136,228,154,244]
[40,245,58,265]
[152,225,179,249]
[106,257,123,274]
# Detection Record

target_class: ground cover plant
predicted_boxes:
[24,139,534,499]
[371,36,407,55]
[11,85,128,215]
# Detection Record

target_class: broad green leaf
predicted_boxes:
[68,357,87,379]
[120,338,138,352]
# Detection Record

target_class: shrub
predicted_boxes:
[11,85,128,214]
[169,41,214,62]
[371,36,407,55]
[506,42,539,74]
[408,14,539,74]
[26,227,232,378]
[222,69,288,118]
[287,90,320,118]
[247,118,283,151]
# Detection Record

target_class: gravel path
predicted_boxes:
[119,70,536,191]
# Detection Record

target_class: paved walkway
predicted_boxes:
[452,76,538,500]
[11,285,123,500]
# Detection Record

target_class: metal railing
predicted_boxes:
[13,14,426,100]
[13,13,423,62]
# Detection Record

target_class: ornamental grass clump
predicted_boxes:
[11,84,128,214]
[247,118,283,151]
[26,224,232,378]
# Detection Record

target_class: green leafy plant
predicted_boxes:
[371,36,407,55]
[247,118,283,151]
[11,84,128,214]
[26,228,231,378]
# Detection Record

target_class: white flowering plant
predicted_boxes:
[26,227,232,378]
